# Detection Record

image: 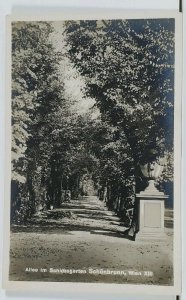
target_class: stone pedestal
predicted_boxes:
[136,180,168,240]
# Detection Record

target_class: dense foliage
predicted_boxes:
[11,19,174,226]
[12,22,68,222]
[65,19,174,161]
[65,19,175,209]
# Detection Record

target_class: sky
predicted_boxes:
[50,21,98,117]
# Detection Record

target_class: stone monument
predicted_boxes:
[136,161,168,240]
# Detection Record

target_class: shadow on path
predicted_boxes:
[11,196,173,238]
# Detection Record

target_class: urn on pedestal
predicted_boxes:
[136,160,168,240]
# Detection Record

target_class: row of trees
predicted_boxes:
[65,18,175,215]
[11,19,174,225]
[11,22,86,222]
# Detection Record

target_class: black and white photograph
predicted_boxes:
[4,12,182,293]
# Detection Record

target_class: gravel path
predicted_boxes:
[9,196,173,285]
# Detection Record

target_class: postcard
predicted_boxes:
[3,10,182,295]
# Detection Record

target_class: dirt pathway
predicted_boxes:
[10,196,173,285]
[31,196,125,234]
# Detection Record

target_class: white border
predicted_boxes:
[2,10,182,296]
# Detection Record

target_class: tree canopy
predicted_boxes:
[65,19,175,164]
[11,19,175,224]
